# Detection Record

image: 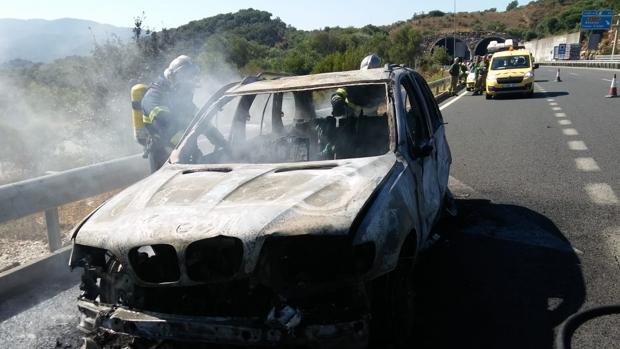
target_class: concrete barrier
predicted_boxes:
[523,32,581,62]
[539,61,620,69]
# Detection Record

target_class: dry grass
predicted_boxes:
[405,1,576,34]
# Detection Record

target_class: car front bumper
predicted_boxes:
[78,299,369,348]
[486,82,533,95]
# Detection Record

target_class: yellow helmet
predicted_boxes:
[336,88,348,99]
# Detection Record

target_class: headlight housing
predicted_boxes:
[487,74,497,82]
[524,71,534,79]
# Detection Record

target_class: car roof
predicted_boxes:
[492,49,532,58]
[225,68,391,96]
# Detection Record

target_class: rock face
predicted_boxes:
[424,31,521,59]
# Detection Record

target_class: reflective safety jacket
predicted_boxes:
[141,76,197,148]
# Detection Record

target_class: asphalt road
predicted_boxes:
[416,65,619,349]
[0,66,618,349]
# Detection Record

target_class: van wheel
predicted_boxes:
[369,236,416,349]
[485,93,492,100]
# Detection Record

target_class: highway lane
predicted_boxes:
[438,66,619,348]
[1,70,618,349]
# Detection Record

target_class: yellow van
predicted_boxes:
[486,49,538,99]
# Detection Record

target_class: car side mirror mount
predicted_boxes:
[411,143,434,158]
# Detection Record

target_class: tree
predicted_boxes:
[133,12,146,43]
[487,21,507,32]
[431,47,448,65]
[388,26,422,67]
[506,1,519,11]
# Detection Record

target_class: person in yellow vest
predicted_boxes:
[141,55,200,172]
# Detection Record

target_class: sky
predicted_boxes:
[1,0,534,30]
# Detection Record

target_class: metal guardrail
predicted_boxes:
[428,76,451,95]
[594,55,620,61]
[0,154,149,252]
[540,61,620,69]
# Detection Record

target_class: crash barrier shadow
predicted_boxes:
[0,249,79,323]
[411,199,585,349]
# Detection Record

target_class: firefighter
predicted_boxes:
[330,88,351,119]
[448,57,461,96]
[141,55,200,172]
[474,56,487,95]
[459,60,468,85]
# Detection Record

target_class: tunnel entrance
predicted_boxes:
[432,37,471,64]
[474,37,506,56]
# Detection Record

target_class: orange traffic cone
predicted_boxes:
[605,74,617,98]
[555,68,562,82]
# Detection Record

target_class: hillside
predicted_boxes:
[407,0,620,41]
[0,18,132,64]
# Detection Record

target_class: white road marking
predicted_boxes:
[602,78,613,82]
[549,102,558,106]
[547,98,555,102]
[575,157,601,172]
[552,107,562,111]
[569,72,579,76]
[568,140,588,150]
[448,176,476,198]
[439,90,468,111]
[585,183,619,205]
[555,112,567,118]
[558,119,572,125]
[562,128,579,136]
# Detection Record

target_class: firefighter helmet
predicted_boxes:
[360,54,382,70]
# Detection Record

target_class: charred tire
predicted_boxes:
[369,234,416,349]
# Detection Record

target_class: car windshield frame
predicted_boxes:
[490,54,531,70]
[170,82,393,165]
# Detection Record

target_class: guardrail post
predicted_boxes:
[44,208,62,252]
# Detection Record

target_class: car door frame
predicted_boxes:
[410,72,452,215]
[394,70,440,245]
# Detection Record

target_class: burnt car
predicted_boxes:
[70,65,453,349]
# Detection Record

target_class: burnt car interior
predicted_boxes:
[174,84,390,165]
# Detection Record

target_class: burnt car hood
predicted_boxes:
[74,154,396,255]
